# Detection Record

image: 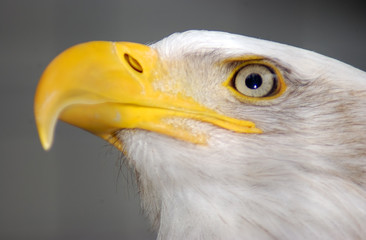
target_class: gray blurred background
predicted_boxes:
[1,0,365,239]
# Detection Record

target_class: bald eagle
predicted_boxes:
[34,30,366,239]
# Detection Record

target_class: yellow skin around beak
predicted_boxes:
[34,41,261,151]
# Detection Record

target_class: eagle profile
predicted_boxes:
[34,30,366,239]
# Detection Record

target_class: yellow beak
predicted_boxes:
[34,41,261,151]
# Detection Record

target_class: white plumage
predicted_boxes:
[35,30,366,239]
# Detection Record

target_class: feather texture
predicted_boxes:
[118,31,366,239]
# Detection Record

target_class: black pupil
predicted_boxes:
[245,73,262,89]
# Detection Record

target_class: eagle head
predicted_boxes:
[34,30,366,239]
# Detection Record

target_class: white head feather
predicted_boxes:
[118,30,366,239]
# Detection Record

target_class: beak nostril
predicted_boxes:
[124,54,143,73]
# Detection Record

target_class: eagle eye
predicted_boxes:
[223,59,286,102]
[233,64,277,98]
